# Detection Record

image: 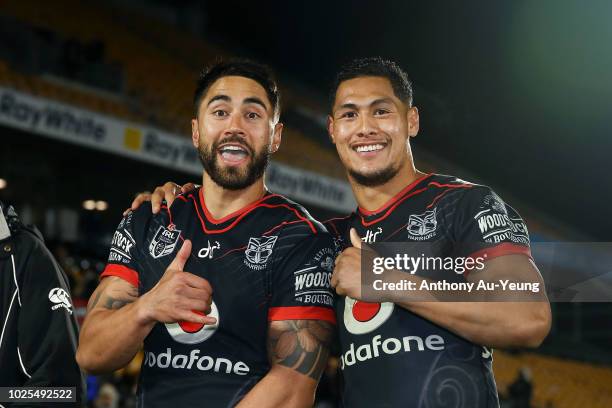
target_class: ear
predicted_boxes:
[327,115,336,144]
[407,106,419,138]
[191,118,200,148]
[270,122,283,154]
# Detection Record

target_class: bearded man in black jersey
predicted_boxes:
[77,60,336,408]
[136,57,552,408]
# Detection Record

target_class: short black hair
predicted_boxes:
[193,59,280,121]
[330,57,413,108]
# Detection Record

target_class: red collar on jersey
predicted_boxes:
[358,173,434,217]
[199,188,277,224]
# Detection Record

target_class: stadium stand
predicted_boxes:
[0,0,346,179]
[494,350,612,408]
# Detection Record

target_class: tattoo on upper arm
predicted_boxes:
[88,291,104,311]
[268,320,334,380]
[88,281,138,311]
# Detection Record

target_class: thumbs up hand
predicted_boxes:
[331,228,377,300]
[349,228,363,249]
[138,239,216,326]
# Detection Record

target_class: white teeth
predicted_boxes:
[220,145,246,152]
[355,144,385,153]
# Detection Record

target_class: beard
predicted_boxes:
[198,134,270,190]
[348,163,401,187]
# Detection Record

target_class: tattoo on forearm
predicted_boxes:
[268,320,334,380]
[88,284,138,311]
[103,296,134,309]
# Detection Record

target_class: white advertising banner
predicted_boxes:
[0,87,355,212]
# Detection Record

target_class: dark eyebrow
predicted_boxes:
[338,103,358,111]
[243,97,269,111]
[337,98,394,112]
[370,98,394,106]
[207,94,231,106]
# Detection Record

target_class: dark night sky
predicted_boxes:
[199,0,612,240]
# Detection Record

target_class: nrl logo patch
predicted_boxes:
[244,236,278,270]
[149,225,182,259]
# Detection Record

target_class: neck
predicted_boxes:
[201,173,266,220]
[350,161,426,212]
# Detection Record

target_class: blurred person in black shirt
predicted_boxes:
[508,367,533,408]
[0,201,85,406]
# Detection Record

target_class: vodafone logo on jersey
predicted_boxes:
[165,301,220,344]
[341,297,447,370]
[343,296,394,335]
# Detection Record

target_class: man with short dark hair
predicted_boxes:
[326,57,550,407]
[77,59,336,408]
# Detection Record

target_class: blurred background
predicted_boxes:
[0,0,611,407]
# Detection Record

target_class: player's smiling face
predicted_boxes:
[328,76,419,187]
[192,75,282,190]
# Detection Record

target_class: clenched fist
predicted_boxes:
[331,228,373,300]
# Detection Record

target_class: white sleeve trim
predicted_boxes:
[0,290,17,353]
[17,346,32,379]
[11,254,21,307]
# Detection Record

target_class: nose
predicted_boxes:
[356,114,377,138]
[224,112,246,138]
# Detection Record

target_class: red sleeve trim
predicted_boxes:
[100,264,139,287]
[268,306,336,324]
[468,242,532,262]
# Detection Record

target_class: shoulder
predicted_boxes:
[264,194,328,235]
[432,177,526,235]
[121,191,194,233]
[427,173,479,191]
[322,214,354,239]
[115,201,171,247]
[119,202,153,231]
[5,221,63,285]
[428,174,504,206]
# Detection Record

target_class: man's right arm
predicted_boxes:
[76,240,215,374]
[76,276,152,374]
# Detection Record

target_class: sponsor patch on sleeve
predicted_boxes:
[108,228,136,264]
[293,246,335,306]
[473,193,529,245]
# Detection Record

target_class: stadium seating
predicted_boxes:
[494,350,612,408]
[0,0,346,178]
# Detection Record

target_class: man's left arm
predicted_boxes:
[392,187,551,348]
[237,319,334,407]
[333,187,552,349]
[237,233,337,408]
[390,254,551,348]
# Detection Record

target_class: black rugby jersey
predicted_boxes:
[101,188,337,408]
[325,173,531,408]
